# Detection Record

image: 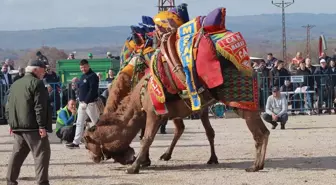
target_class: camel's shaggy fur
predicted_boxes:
[103,72,132,114]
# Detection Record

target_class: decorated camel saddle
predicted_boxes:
[145,6,259,114]
[116,16,157,88]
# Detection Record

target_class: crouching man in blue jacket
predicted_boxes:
[56,99,77,144]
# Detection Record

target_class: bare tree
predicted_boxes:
[16,46,67,70]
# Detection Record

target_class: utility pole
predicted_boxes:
[158,0,175,12]
[272,0,295,61]
[302,24,315,57]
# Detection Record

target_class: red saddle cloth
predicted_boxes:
[195,33,224,89]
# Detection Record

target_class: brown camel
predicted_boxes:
[84,61,269,174]
[103,68,215,166]
[84,7,270,174]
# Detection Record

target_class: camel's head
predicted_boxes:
[83,114,136,165]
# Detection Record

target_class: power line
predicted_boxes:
[271,0,295,61]
[302,24,315,58]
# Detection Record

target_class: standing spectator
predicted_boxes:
[5,60,52,185]
[314,59,332,114]
[289,52,304,74]
[319,52,332,65]
[88,53,93,59]
[56,99,77,144]
[44,67,60,84]
[5,59,15,70]
[47,84,61,113]
[66,59,100,149]
[266,53,277,69]
[67,53,75,60]
[1,64,13,89]
[332,49,336,61]
[305,58,316,75]
[256,60,271,110]
[271,60,290,88]
[329,60,336,112]
[262,86,288,130]
[62,80,78,106]
[105,69,115,83]
[295,61,313,114]
[106,52,113,58]
[13,67,25,82]
[36,51,49,66]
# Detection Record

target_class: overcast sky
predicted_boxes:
[0,0,334,31]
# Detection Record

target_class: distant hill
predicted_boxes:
[0,13,336,61]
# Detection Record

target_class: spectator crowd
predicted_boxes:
[253,50,336,115]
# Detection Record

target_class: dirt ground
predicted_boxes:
[0,115,336,185]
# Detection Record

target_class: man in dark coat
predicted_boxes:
[66,59,100,149]
[5,60,52,185]
[314,59,332,113]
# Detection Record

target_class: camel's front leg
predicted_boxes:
[160,118,185,161]
[236,109,270,172]
[126,111,161,174]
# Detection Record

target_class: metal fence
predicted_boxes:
[258,73,336,115]
[1,73,335,122]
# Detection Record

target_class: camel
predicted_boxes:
[84,7,270,174]
[104,10,218,166]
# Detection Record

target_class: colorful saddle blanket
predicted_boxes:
[176,18,202,111]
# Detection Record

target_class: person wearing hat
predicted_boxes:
[106,52,113,58]
[262,86,288,129]
[314,58,332,114]
[6,60,52,185]
[67,53,75,60]
[36,51,49,66]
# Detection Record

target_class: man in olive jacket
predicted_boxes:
[5,60,52,185]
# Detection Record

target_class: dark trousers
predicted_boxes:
[262,113,288,125]
[7,131,51,185]
[56,125,76,143]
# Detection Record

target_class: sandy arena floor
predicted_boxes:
[0,115,335,185]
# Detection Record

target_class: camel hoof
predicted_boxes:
[125,167,140,174]
[140,160,151,167]
[245,165,263,172]
[207,156,219,164]
[159,153,172,161]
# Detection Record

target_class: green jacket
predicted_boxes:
[6,73,53,132]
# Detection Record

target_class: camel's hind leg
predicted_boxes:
[200,108,219,164]
[159,118,185,161]
[235,109,270,172]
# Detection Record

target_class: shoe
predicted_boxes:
[280,123,285,130]
[64,141,72,145]
[271,122,278,129]
[66,143,79,149]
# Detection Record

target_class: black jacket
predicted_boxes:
[78,68,99,104]
[314,66,331,86]
[6,73,52,132]
[296,68,313,87]
[271,67,290,87]
[13,74,24,83]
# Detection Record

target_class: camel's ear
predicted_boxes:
[88,125,97,132]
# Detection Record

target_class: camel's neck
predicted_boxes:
[104,73,132,113]
[121,115,144,144]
